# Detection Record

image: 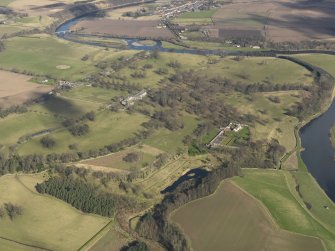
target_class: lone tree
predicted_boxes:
[40,136,56,149]
[4,203,23,220]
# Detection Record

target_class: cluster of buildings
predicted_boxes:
[120,89,147,106]
[157,0,208,18]
[207,122,246,148]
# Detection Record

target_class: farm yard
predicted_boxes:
[0,70,52,108]
[170,181,324,251]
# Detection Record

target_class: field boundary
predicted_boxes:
[0,236,52,251]
[231,179,327,246]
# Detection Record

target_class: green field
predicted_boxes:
[0,174,109,251]
[82,144,162,170]
[60,86,126,104]
[233,169,335,250]
[18,110,148,155]
[0,35,103,80]
[0,0,13,6]
[144,114,198,153]
[171,181,324,251]
[292,54,335,77]
[174,9,217,25]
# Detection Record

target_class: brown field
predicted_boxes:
[170,182,324,251]
[0,70,52,109]
[210,0,335,42]
[73,19,174,39]
[8,0,76,15]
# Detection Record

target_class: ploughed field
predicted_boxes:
[0,70,52,108]
[170,181,324,251]
[72,19,174,39]
[197,0,335,42]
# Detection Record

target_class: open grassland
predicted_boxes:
[171,181,324,251]
[82,144,162,170]
[0,238,39,251]
[113,53,313,90]
[206,57,313,85]
[18,110,148,155]
[144,114,198,153]
[0,174,109,251]
[0,70,52,108]
[292,54,335,77]
[233,169,335,251]
[0,112,59,146]
[0,0,14,6]
[223,91,301,151]
[60,86,126,105]
[0,35,103,80]
[31,95,100,118]
[174,9,217,25]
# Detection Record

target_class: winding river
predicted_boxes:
[56,14,335,203]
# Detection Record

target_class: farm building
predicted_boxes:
[121,89,147,106]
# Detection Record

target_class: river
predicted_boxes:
[56,13,335,203]
[300,101,335,202]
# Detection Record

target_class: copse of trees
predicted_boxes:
[40,136,56,149]
[36,176,136,217]
[69,124,89,136]
[0,202,23,220]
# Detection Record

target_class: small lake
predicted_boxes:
[300,100,335,202]
[161,168,209,194]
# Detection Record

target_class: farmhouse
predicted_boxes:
[121,89,147,106]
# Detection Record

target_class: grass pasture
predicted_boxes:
[18,111,148,155]
[171,181,324,251]
[174,9,217,25]
[0,174,109,251]
[0,35,102,80]
[292,54,335,78]
[144,114,198,153]
[81,144,162,171]
[60,86,126,105]
[233,169,335,250]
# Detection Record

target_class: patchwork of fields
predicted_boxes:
[171,181,324,251]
